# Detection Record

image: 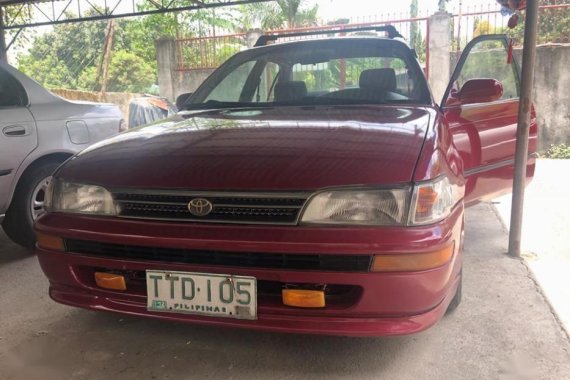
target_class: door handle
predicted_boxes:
[3,125,27,136]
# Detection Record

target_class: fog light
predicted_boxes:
[94,272,127,291]
[282,289,325,308]
[371,243,455,272]
[36,232,64,251]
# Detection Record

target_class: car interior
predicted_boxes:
[0,69,27,107]
[193,40,431,108]
[264,66,417,104]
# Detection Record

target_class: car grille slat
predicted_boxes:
[64,239,372,272]
[113,191,309,225]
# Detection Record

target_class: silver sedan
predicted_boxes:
[0,62,124,248]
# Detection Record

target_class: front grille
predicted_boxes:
[113,191,309,225]
[65,239,373,272]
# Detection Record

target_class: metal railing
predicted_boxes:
[176,33,247,71]
[450,1,570,51]
[175,1,570,72]
[175,16,430,71]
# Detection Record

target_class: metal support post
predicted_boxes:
[0,7,8,62]
[508,1,540,257]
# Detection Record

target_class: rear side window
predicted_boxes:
[0,68,28,107]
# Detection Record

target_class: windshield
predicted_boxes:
[187,39,431,109]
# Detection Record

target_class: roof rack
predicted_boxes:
[254,25,404,47]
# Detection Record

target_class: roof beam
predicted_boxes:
[0,0,275,30]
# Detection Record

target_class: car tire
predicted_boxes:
[446,271,462,314]
[2,160,60,249]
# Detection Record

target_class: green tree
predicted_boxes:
[17,15,158,92]
[77,50,155,92]
[276,0,319,28]
[236,3,284,30]
[2,5,35,53]
[507,1,570,45]
[473,19,496,37]
[237,0,318,31]
[409,0,426,62]
[17,16,108,89]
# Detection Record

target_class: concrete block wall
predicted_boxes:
[51,88,142,120]
[527,45,570,151]
[156,29,262,103]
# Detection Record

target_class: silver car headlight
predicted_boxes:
[409,176,463,225]
[300,188,410,226]
[45,179,116,216]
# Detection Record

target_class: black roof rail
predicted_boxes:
[254,25,404,47]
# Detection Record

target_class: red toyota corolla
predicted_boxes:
[35,30,537,336]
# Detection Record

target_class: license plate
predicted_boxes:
[146,270,257,320]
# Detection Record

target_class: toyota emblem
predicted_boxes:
[188,198,213,217]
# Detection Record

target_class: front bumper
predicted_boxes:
[35,205,463,337]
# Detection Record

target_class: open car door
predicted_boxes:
[441,34,538,204]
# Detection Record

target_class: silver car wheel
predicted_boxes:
[30,176,51,221]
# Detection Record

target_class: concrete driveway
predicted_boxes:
[1,203,569,380]
[494,159,570,334]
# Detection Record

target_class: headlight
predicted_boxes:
[45,179,116,216]
[300,188,410,226]
[409,176,463,225]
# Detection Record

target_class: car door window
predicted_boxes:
[0,69,27,107]
[441,35,535,204]
[444,36,520,104]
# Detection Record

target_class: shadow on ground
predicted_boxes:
[0,233,34,265]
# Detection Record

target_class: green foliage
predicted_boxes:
[474,20,494,37]
[545,144,570,159]
[107,51,156,92]
[507,2,570,45]
[17,14,159,92]
[17,17,108,89]
[409,0,426,63]
[16,4,239,93]
[77,50,155,93]
[15,1,320,93]
[236,3,285,30]
[3,6,34,51]
[237,0,318,30]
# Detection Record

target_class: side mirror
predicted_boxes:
[458,79,503,105]
[175,92,193,110]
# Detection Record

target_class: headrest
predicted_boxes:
[359,68,397,92]
[274,81,307,102]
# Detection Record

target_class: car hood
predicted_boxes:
[58,105,432,190]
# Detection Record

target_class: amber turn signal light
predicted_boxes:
[36,232,64,251]
[371,243,455,272]
[282,289,325,308]
[94,272,127,291]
